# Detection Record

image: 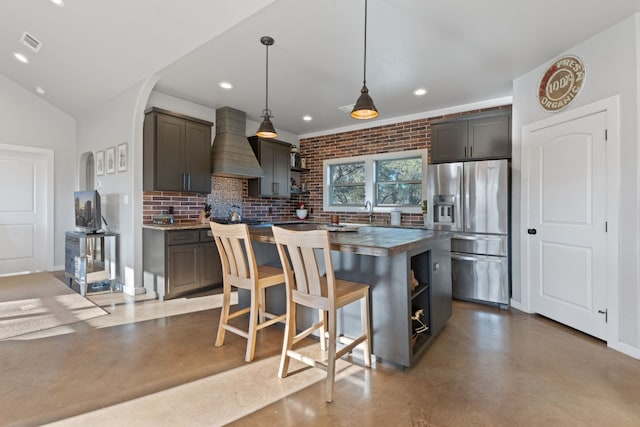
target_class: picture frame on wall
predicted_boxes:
[106,147,116,174]
[96,150,105,176]
[117,142,127,172]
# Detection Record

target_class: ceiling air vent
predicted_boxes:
[338,104,355,114]
[20,32,42,53]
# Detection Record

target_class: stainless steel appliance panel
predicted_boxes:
[451,252,509,305]
[451,233,508,257]
[463,159,509,234]
[426,162,463,231]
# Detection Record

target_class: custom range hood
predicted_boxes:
[211,106,263,178]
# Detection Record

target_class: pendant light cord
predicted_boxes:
[363,0,368,85]
[265,42,270,116]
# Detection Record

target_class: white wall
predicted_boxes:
[76,77,158,294]
[0,73,76,268]
[513,15,639,349]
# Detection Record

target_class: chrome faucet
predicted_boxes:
[364,200,373,224]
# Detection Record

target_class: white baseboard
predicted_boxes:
[608,340,640,360]
[509,299,532,313]
[123,284,147,296]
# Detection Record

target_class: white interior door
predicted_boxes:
[0,145,50,275]
[526,111,607,340]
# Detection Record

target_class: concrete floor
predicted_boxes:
[1,284,639,427]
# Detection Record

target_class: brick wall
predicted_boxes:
[142,191,208,224]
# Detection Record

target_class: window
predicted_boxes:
[323,149,427,213]
[329,162,365,206]
[375,157,422,206]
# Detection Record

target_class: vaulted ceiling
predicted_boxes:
[1,0,639,135]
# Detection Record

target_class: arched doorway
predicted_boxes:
[79,151,95,190]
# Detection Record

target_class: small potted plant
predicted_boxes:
[421,200,429,227]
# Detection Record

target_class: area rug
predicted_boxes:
[0,272,108,340]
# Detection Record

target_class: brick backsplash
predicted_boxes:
[142,105,510,225]
[142,191,208,224]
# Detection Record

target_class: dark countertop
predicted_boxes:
[249,223,451,257]
[141,220,305,231]
[142,222,211,231]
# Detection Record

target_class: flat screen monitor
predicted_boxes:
[74,190,102,233]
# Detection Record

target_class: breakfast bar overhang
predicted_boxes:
[248,223,452,368]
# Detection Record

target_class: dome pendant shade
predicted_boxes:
[351,84,379,119]
[256,112,277,138]
[256,36,277,138]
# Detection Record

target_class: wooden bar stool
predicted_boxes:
[272,226,371,402]
[210,222,286,362]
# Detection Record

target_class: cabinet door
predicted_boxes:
[273,142,291,197]
[468,114,510,159]
[167,243,200,297]
[155,114,186,191]
[247,137,292,197]
[201,242,223,286]
[259,141,277,196]
[185,121,212,193]
[430,121,468,163]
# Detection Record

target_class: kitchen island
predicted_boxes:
[249,223,452,368]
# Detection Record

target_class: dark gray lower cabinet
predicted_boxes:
[143,228,222,300]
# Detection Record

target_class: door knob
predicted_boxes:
[527,228,537,235]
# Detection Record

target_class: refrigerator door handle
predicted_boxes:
[452,253,476,262]
[451,253,504,262]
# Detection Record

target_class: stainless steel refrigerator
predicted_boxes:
[426,159,510,307]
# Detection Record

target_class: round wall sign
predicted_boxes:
[538,55,585,112]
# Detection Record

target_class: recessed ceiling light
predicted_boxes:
[303,115,312,121]
[218,81,233,89]
[414,88,428,96]
[36,86,46,95]
[50,0,64,6]
[13,52,29,63]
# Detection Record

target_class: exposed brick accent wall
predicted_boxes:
[297,119,430,226]
[142,191,207,224]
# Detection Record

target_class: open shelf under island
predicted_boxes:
[247,223,452,368]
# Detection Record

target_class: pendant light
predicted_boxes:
[351,0,379,120]
[256,36,278,138]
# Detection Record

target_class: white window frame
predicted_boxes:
[323,149,428,214]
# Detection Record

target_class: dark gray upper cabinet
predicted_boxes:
[143,107,213,193]
[247,136,291,198]
[431,111,511,163]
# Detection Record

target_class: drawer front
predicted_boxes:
[167,230,199,245]
[451,253,509,305]
[451,233,507,257]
